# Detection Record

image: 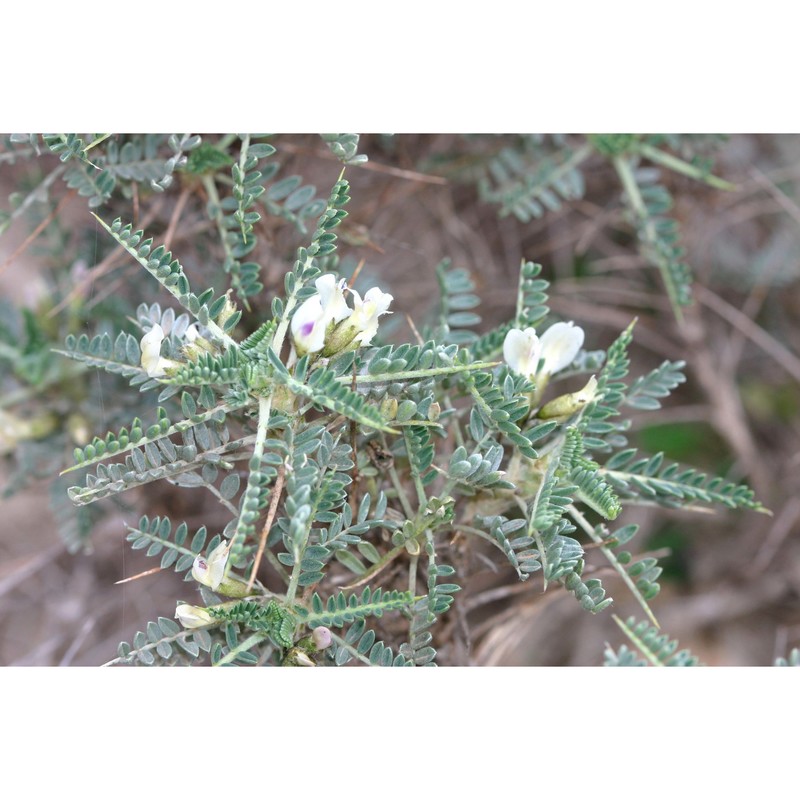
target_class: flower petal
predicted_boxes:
[191,541,229,590]
[503,328,541,377]
[175,604,214,629]
[141,324,168,377]
[290,295,326,354]
[349,286,393,346]
[316,274,352,324]
[539,321,584,375]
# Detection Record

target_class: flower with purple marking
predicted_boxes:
[191,541,230,590]
[290,274,352,355]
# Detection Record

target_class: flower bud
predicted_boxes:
[537,375,598,420]
[311,626,333,650]
[380,397,398,421]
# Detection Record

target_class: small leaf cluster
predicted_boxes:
[126,515,221,580]
[301,587,413,628]
[604,616,702,666]
[115,617,213,666]
[321,134,368,166]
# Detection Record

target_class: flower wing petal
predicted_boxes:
[503,327,541,377]
[539,321,584,375]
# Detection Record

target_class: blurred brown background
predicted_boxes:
[1,134,799,666]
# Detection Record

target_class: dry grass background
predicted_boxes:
[1,133,799,666]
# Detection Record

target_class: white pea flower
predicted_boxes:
[290,295,326,355]
[503,321,584,379]
[316,274,352,326]
[503,327,542,379]
[140,323,178,378]
[175,604,214,629]
[538,321,584,375]
[290,275,351,355]
[191,541,230,590]
[346,286,393,346]
[184,323,200,343]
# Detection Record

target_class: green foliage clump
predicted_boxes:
[0,133,767,666]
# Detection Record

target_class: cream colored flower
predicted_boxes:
[191,541,230,590]
[316,274,352,325]
[347,286,393,346]
[503,327,542,379]
[140,323,178,377]
[539,321,584,375]
[290,275,351,355]
[503,321,584,379]
[175,604,214,629]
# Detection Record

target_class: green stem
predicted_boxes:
[101,627,210,667]
[638,143,736,191]
[60,400,249,475]
[612,155,685,324]
[230,395,273,551]
[201,174,251,311]
[456,524,504,551]
[270,252,313,357]
[381,433,416,519]
[403,428,427,508]
[408,553,419,598]
[214,631,269,667]
[442,396,465,449]
[68,436,257,506]
[519,492,549,591]
[216,133,238,151]
[346,361,498,385]
[329,630,373,666]
[84,133,112,153]
[568,504,659,628]
[92,213,239,348]
[236,134,251,237]
[612,615,665,667]
[613,155,648,217]
[285,532,309,606]
[285,430,338,604]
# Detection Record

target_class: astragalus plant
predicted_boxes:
[3,134,764,666]
[54,173,764,666]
